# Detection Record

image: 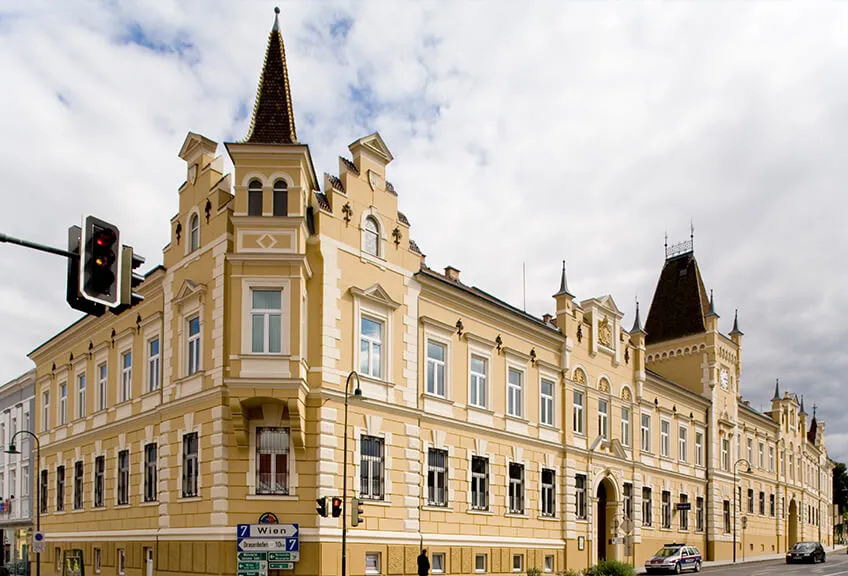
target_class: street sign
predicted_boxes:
[621,518,633,534]
[237,552,267,562]
[236,521,299,571]
[237,523,298,538]
[238,562,265,571]
[237,573,262,576]
[610,537,625,545]
[238,538,298,552]
[269,562,294,570]
[269,552,300,561]
[33,531,45,554]
[676,502,691,510]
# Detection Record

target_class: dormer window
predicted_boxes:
[188,214,200,252]
[248,179,263,216]
[273,180,288,216]
[363,216,380,256]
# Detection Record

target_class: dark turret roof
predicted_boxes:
[554,260,574,298]
[772,378,780,401]
[730,309,743,336]
[644,252,710,344]
[244,7,297,144]
[630,301,645,334]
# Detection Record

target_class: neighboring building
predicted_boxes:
[26,10,834,576]
[0,369,35,567]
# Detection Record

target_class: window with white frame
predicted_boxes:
[641,413,651,452]
[77,374,86,419]
[508,462,524,514]
[769,493,775,516]
[512,555,524,573]
[189,213,200,252]
[427,448,448,507]
[73,461,83,509]
[573,390,584,434]
[359,317,383,378]
[621,407,631,447]
[469,355,487,408]
[769,446,775,472]
[182,432,199,498]
[426,341,446,397]
[42,390,49,431]
[360,435,384,500]
[721,438,729,471]
[544,555,554,573]
[695,431,703,466]
[576,474,587,519]
[541,468,555,517]
[59,382,67,425]
[120,352,132,403]
[598,399,609,439]
[97,363,107,411]
[117,450,129,505]
[94,548,102,574]
[540,379,554,427]
[144,443,157,502]
[678,426,688,462]
[660,420,670,457]
[474,554,487,573]
[747,488,754,514]
[22,466,29,498]
[251,289,282,354]
[696,496,704,531]
[759,491,765,515]
[679,494,689,530]
[117,549,126,576]
[758,442,764,469]
[187,316,201,375]
[365,552,381,575]
[471,456,488,510]
[256,427,289,495]
[147,338,160,391]
[94,455,104,507]
[363,216,380,257]
[623,482,632,520]
[56,465,65,511]
[747,438,753,463]
[431,553,445,574]
[661,490,671,529]
[642,487,652,526]
[507,368,523,418]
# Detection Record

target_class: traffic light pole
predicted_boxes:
[341,372,362,576]
[0,232,78,260]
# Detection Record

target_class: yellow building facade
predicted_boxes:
[27,11,834,576]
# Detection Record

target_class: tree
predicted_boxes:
[834,462,848,514]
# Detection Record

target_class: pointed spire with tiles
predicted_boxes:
[244,6,298,144]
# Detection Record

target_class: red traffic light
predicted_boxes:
[331,496,343,518]
[94,229,116,247]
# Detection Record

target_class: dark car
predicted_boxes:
[645,543,702,574]
[786,541,826,563]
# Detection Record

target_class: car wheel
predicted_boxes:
[675,562,682,574]
[694,561,701,573]
[822,554,826,563]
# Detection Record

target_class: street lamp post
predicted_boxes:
[7,430,40,576]
[733,458,752,564]
[341,371,362,576]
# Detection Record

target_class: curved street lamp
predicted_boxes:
[733,457,752,563]
[7,429,41,576]
[341,371,362,576]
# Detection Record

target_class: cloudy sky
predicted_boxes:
[1,1,846,461]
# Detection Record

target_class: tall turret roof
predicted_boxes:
[644,251,710,344]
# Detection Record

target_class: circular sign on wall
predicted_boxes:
[258,512,279,524]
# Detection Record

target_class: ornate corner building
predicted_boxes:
[27,11,834,576]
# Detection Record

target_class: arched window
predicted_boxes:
[189,214,200,252]
[363,216,380,256]
[273,180,288,216]
[248,179,263,216]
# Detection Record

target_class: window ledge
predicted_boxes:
[423,393,453,405]
[538,515,558,522]
[115,504,131,510]
[505,513,528,518]
[467,404,493,414]
[178,496,202,502]
[422,505,453,512]
[248,494,296,501]
[140,389,161,399]
[505,415,528,424]
[359,374,395,388]
[539,423,558,432]
[361,498,391,506]
[71,508,85,513]
[140,501,159,507]
[467,509,493,515]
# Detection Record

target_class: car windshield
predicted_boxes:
[792,543,815,552]
[655,547,681,558]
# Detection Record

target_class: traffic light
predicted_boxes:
[66,225,106,316]
[111,245,145,314]
[80,215,121,306]
[351,497,364,526]
[316,496,328,518]
[331,496,343,518]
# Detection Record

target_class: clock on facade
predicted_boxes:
[720,368,729,390]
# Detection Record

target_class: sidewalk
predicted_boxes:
[636,545,846,574]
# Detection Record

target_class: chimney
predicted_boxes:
[444,266,461,282]
[542,313,553,324]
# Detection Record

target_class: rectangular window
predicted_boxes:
[540,379,554,427]
[431,553,445,574]
[759,491,765,515]
[360,435,384,500]
[148,338,160,391]
[365,553,380,575]
[77,374,86,419]
[256,427,289,495]
[469,355,487,408]
[117,450,129,505]
[512,555,524,573]
[117,549,126,576]
[541,468,555,517]
[723,500,731,533]
[573,391,584,434]
[661,490,671,529]
[73,460,83,510]
[59,382,67,425]
[183,432,199,498]
[621,407,631,447]
[475,554,487,573]
[747,488,754,514]
[721,439,729,471]
[251,289,282,354]
[769,446,775,472]
[508,462,524,514]
[576,474,587,519]
[22,466,29,498]
[598,399,608,439]
[97,363,108,411]
[642,487,652,526]
[94,548,102,574]
[696,496,704,532]
[144,443,157,502]
[544,555,554,573]
[660,420,670,457]
[695,431,703,466]
[758,442,764,469]
[426,341,447,397]
[94,456,104,508]
[507,368,523,418]
[641,414,651,452]
[187,316,201,375]
[56,465,65,511]
[121,352,132,402]
[40,469,48,514]
[471,456,489,510]
[747,438,753,463]
[42,390,49,431]
[770,493,775,517]
[360,317,383,378]
[427,448,448,507]
[623,483,632,520]
[678,426,687,462]
[679,494,689,530]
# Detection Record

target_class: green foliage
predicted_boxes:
[834,462,848,515]
[556,570,589,576]
[585,560,636,576]
[527,568,542,576]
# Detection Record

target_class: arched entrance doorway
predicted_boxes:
[597,483,608,561]
[595,477,618,563]
[788,499,798,548]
